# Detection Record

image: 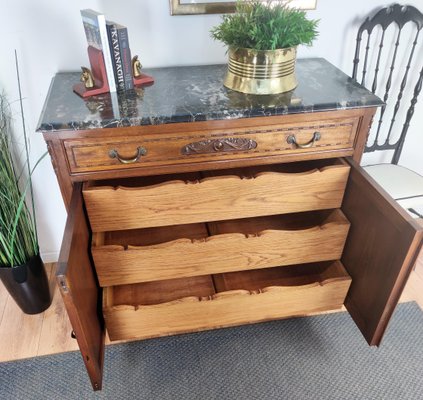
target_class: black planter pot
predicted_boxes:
[0,254,52,314]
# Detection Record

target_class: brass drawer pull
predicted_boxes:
[109,147,147,164]
[287,131,321,149]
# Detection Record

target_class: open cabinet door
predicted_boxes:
[57,182,105,390]
[342,158,423,346]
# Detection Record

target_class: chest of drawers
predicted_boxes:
[39,59,423,390]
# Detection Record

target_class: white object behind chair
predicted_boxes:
[364,164,423,218]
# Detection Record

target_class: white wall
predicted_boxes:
[0,0,422,262]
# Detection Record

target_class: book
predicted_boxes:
[106,21,134,91]
[80,9,116,92]
[106,22,125,91]
[117,24,134,91]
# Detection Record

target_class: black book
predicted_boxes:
[106,21,134,91]
[106,22,125,91]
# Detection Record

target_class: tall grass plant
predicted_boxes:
[0,93,46,267]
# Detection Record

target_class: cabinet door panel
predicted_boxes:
[57,182,105,390]
[342,158,422,346]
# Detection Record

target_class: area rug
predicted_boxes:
[1,302,423,400]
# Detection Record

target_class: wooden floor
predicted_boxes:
[1,253,423,363]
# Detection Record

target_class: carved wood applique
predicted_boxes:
[181,138,257,155]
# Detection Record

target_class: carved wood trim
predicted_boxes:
[181,138,257,155]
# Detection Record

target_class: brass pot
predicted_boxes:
[224,46,298,95]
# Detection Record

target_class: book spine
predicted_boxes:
[96,14,116,92]
[107,24,125,91]
[117,27,134,91]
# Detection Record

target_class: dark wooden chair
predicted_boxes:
[352,3,423,218]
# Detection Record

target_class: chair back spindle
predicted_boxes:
[352,4,423,164]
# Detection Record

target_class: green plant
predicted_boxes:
[210,0,319,50]
[0,93,46,267]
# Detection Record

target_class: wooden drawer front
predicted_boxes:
[92,210,350,286]
[83,159,350,232]
[103,261,352,341]
[64,118,357,174]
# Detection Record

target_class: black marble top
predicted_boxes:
[37,58,383,132]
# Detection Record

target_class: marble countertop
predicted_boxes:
[37,58,383,132]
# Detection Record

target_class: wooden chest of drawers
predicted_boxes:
[39,61,422,391]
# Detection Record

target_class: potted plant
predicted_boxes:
[0,93,51,314]
[211,0,319,94]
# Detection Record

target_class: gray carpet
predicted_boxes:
[1,302,423,400]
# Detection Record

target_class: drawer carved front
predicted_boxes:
[83,159,350,231]
[63,117,358,173]
[103,262,352,341]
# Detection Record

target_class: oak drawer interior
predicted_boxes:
[103,261,352,341]
[93,209,350,286]
[83,158,350,232]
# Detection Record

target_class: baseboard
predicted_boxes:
[40,251,59,263]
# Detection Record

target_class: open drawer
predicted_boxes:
[58,158,423,390]
[92,209,350,286]
[82,158,350,231]
[103,261,352,341]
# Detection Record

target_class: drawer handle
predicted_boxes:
[109,147,147,164]
[287,131,321,149]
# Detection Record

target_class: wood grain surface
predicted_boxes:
[64,116,357,173]
[103,261,351,341]
[342,159,423,346]
[92,210,350,286]
[57,183,105,390]
[43,108,376,211]
[83,160,350,231]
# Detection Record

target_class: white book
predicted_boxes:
[80,9,116,92]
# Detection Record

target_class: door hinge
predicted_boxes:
[59,278,69,293]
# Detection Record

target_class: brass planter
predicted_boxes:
[224,47,298,95]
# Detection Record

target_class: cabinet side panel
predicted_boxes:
[341,158,423,346]
[44,136,74,211]
[352,107,377,163]
[57,182,105,390]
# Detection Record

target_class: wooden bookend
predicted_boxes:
[133,73,154,87]
[73,46,110,98]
